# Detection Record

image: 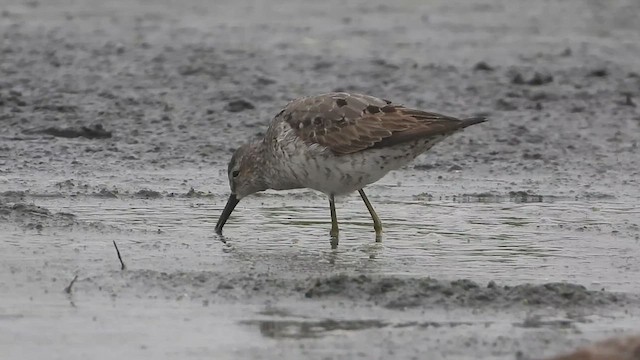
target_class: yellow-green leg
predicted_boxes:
[329,194,339,248]
[358,189,382,242]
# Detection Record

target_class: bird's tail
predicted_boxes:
[460,116,488,128]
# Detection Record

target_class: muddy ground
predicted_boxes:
[1,0,639,359]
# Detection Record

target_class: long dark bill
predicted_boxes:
[215,194,240,235]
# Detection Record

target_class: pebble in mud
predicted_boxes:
[511,72,554,86]
[473,61,495,72]
[225,99,256,112]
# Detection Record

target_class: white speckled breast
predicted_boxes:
[265,123,445,195]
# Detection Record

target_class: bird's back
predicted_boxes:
[270,92,485,155]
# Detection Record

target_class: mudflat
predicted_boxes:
[1,0,639,359]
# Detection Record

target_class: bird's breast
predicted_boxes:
[266,137,444,195]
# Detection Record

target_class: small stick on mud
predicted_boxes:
[64,275,78,294]
[112,240,127,270]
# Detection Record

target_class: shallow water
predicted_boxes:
[3,169,640,358]
[15,168,639,293]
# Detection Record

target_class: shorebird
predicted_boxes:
[215,92,485,247]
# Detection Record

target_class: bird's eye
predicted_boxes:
[232,170,240,178]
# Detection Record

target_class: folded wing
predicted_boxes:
[279,92,485,155]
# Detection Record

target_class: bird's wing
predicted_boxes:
[278,92,483,155]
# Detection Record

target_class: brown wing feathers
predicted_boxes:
[283,93,485,155]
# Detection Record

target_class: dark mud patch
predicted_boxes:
[473,61,495,72]
[225,99,255,113]
[9,186,215,200]
[0,201,75,229]
[23,124,112,139]
[130,188,216,199]
[0,90,27,107]
[579,192,617,200]
[81,269,296,300]
[0,199,122,232]
[455,191,545,203]
[415,191,550,203]
[0,190,28,202]
[304,275,627,309]
[508,191,545,202]
[241,318,506,339]
[511,71,554,86]
[587,68,609,78]
[93,188,120,198]
[241,319,388,339]
[79,271,632,310]
[514,315,581,329]
[180,187,216,198]
[134,189,162,199]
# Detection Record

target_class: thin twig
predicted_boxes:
[64,275,78,294]
[113,240,126,270]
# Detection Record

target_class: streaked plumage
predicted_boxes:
[276,92,480,155]
[215,92,486,246]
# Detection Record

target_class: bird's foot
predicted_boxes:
[373,224,383,243]
[330,228,339,249]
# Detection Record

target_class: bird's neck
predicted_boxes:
[258,139,304,191]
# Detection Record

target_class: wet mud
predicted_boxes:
[1,0,640,359]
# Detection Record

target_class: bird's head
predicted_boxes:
[215,142,267,234]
